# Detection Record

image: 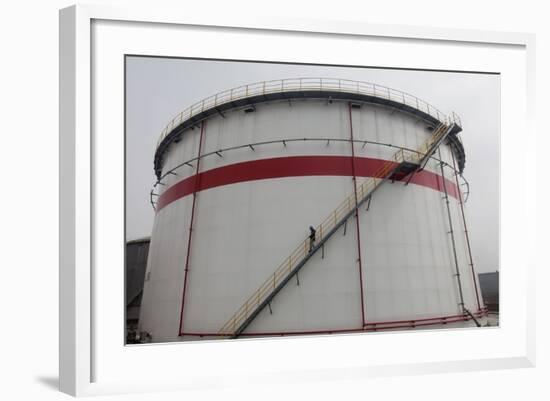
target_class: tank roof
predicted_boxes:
[153,78,465,179]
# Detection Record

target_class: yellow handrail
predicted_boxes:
[218,122,449,335]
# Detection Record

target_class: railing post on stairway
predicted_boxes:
[343,219,347,236]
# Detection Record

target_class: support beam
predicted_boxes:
[451,151,482,311]
[438,148,466,313]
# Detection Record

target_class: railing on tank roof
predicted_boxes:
[155,78,462,150]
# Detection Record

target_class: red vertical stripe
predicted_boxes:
[348,103,366,327]
[178,121,206,335]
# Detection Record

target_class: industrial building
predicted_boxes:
[125,237,150,343]
[138,78,488,342]
[478,271,499,312]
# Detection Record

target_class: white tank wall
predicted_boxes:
[140,99,483,342]
[158,101,457,191]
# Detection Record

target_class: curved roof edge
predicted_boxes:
[126,237,151,245]
[153,80,465,179]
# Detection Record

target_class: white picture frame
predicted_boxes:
[59,4,536,397]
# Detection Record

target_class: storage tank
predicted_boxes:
[139,78,487,342]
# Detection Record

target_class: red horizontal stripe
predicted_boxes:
[157,156,459,211]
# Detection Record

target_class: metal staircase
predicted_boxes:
[218,121,458,338]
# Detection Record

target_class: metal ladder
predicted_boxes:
[218,121,457,338]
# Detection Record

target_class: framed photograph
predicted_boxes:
[60,4,536,397]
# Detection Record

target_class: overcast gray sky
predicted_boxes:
[126,57,499,273]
